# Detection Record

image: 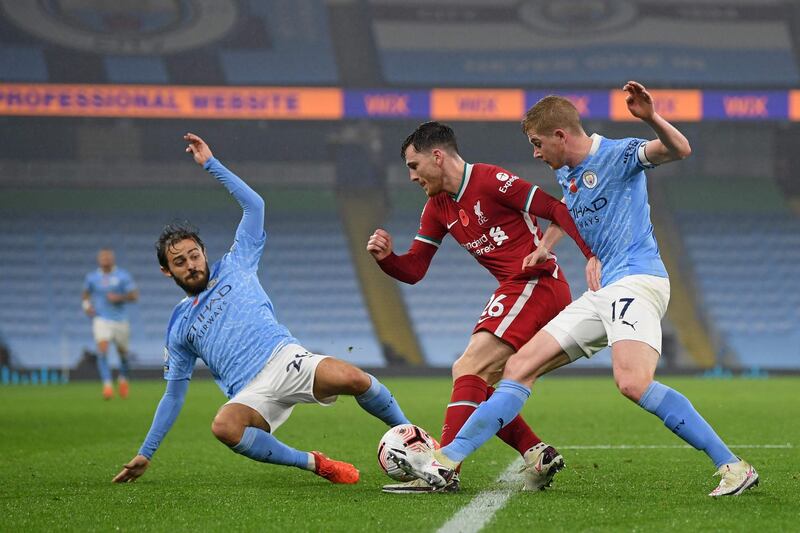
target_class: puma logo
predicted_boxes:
[622,320,638,331]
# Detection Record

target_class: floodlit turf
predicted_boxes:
[1,376,797,532]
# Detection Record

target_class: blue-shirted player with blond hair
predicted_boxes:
[82,248,139,400]
[392,81,759,497]
[113,133,410,485]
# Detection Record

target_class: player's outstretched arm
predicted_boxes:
[112,379,189,483]
[623,81,691,165]
[367,228,437,284]
[522,222,565,270]
[529,189,594,259]
[184,133,265,241]
[366,228,393,260]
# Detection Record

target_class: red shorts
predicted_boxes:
[473,274,572,351]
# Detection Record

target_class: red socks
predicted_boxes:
[441,375,541,455]
[441,374,487,446]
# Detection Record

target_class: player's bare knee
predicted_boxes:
[211,416,244,447]
[346,366,371,395]
[616,377,648,403]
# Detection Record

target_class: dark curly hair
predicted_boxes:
[400,121,460,160]
[155,221,205,269]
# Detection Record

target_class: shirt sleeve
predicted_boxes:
[204,157,266,271]
[137,379,189,459]
[620,138,658,175]
[376,200,444,284]
[163,336,196,382]
[121,270,137,293]
[83,273,92,293]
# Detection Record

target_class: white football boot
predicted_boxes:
[387,448,458,489]
[382,473,461,494]
[709,459,759,497]
[520,443,566,491]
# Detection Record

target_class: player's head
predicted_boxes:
[401,121,460,197]
[97,248,115,272]
[521,96,585,169]
[156,222,209,296]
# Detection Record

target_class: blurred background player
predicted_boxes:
[113,133,410,485]
[397,82,759,498]
[367,121,595,493]
[82,248,138,400]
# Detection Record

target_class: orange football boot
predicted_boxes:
[118,379,129,399]
[310,451,359,484]
[102,384,114,400]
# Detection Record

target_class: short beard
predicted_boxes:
[171,263,210,296]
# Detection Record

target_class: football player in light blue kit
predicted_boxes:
[396,82,758,497]
[82,249,139,400]
[113,133,409,485]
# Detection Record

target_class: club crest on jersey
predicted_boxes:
[582,171,598,189]
[474,201,488,225]
[458,208,470,227]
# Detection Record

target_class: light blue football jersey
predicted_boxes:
[555,134,668,287]
[162,158,298,398]
[83,267,137,322]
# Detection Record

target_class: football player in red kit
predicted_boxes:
[367,121,597,493]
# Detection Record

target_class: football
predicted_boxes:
[377,424,439,481]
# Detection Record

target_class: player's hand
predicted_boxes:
[586,256,602,292]
[184,133,213,166]
[522,246,549,271]
[366,229,393,261]
[112,455,150,483]
[623,81,656,121]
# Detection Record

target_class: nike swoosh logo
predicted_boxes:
[446,220,458,229]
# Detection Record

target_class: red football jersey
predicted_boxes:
[415,163,564,282]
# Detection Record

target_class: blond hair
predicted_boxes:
[521,95,584,136]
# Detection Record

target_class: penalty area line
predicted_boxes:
[436,457,524,533]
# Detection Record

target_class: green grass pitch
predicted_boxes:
[1,376,797,532]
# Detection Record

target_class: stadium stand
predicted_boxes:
[0,0,338,85]
[0,210,383,370]
[667,177,800,369]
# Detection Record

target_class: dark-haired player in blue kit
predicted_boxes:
[113,133,409,485]
[393,81,759,497]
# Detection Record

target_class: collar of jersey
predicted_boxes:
[450,162,473,201]
[568,134,602,172]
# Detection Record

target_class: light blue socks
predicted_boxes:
[232,426,310,469]
[443,379,530,462]
[356,374,410,427]
[639,381,737,468]
[95,354,111,384]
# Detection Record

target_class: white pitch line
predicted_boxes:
[436,457,524,533]
[436,443,791,533]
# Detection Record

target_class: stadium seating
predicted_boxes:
[679,213,800,369]
[0,211,382,370]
